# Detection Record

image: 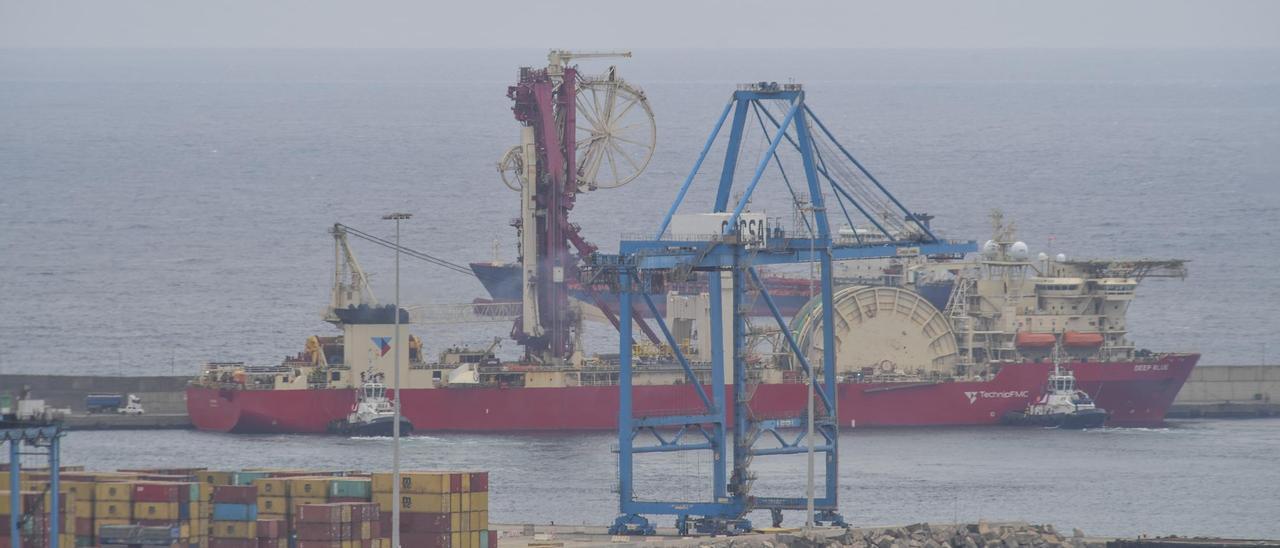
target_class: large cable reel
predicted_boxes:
[789,285,960,378]
[498,67,655,192]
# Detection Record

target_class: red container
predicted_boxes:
[450,473,464,493]
[256,518,285,539]
[400,512,450,533]
[74,516,93,536]
[349,502,378,522]
[296,522,343,540]
[296,504,344,524]
[133,482,186,502]
[401,532,451,548]
[490,529,498,548]
[212,485,257,504]
[470,471,489,492]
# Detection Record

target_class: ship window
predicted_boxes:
[330,371,341,381]
[432,371,442,380]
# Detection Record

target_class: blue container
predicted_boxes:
[232,471,271,486]
[211,503,258,521]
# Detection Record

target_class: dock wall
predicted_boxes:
[1168,365,1279,418]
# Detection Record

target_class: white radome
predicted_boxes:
[982,240,998,258]
[1010,241,1029,260]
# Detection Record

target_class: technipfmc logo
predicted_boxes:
[964,390,1029,404]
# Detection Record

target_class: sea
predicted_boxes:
[2,49,1279,538]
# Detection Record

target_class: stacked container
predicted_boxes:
[371,471,492,548]
[131,481,203,546]
[256,517,288,547]
[294,502,382,548]
[210,484,258,548]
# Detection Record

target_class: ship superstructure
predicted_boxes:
[918,211,1188,372]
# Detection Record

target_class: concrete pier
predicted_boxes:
[1,373,191,430]
[1168,365,1279,418]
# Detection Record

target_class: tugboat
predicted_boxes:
[1002,345,1109,429]
[329,371,414,437]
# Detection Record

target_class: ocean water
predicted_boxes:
[1,48,1278,372]
[48,419,1280,538]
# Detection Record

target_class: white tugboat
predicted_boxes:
[1002,344,1110,429]
[329,371,414,436]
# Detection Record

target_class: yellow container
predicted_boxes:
[212,520,257,539]
[461,510,471,532]
[372,492,448,513]
[258,495,288,514]
[93,501,131,519]
[372,471,448,494]
[133,501,179,520]
[451,531,464,548]
[252,477,288,497]
[286,476,333,498]
[477,510,488,530]
[358,520,372,539]
[372,492,392,513]
[469,492,488,511]
[451,493,462,513]
[61,480,96,501]
[0,491,29,514]
[73,499,94,518]
[259,512,288,521]
[450,511,462,534]
[199,471,234,486]
[95,482,132,502]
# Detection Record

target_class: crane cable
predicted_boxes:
[335,223,473,276]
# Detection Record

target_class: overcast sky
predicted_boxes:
[2,0,1279,49]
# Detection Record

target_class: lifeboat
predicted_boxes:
[1015,332,1056,349]
[1063,331,1104,348]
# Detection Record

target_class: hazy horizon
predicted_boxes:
[2,0,1279,50]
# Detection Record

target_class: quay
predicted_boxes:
[489,522,1279,548]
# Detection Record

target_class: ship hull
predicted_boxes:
[187,354,1198,434]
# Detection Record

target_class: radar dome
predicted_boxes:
[982,240,998,258]
[1037,252,1049,262]
[1056,253,1067,262]
[1010,241,1029,260]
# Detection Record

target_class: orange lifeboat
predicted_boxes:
[1063,331,1104,348]
[1015,332,1057,349]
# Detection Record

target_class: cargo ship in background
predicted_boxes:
[186,51,1198,434]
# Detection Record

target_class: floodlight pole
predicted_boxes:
[383,211,412,548]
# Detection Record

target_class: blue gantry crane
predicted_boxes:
[3,421,64,548]
[591,82,976,535]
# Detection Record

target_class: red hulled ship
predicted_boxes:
[186,51,1199,434]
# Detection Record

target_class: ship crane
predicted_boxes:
[499,50,657,363]
[593,83,976,535]
[327,223,521,325]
